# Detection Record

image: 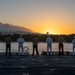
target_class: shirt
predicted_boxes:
[46,37,53,44]
[4,37,12,44]
[32,37,39,45]
[57,37,65,43]
[17,38,25,44]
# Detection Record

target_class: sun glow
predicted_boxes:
[42,29,58,34]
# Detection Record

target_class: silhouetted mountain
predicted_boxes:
[0,22,34,35]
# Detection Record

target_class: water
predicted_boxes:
[0,42,73,54]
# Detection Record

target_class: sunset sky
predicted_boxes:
[0,0,75,34]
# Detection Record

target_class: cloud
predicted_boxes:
[0,22,33,34]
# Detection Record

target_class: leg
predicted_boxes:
[5,44,8,56]
[62,45,64,55]
[21,45,24,55]
[47,44,49,55]
[18,45,20,55]
[73,46,74,55]
[59,44,61,55]
[32,45,35,55]
[59,43,63,55]
[36,45,39,55]
[50,44,52,55]
[9,44,11,56]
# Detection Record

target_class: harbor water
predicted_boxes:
[0,42,73,54]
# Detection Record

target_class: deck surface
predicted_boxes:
[0,53,75,75]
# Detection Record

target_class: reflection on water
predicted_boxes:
[0,42,73,54]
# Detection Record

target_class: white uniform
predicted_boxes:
[72,39,75,55]
[46,37,53,55]
[17,38,25,55]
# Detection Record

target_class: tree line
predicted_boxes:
[0,34,75,43]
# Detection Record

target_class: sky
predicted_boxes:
[0,0,75,34]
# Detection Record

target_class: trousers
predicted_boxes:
[6,43,11,55]
[18,44,24,55]
[32,44,39,55]
[47,43,52,55]
[59,43,64,55]
[73,45,75,55]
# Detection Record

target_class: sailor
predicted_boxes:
[72,36,75,55]
[46,35,53,55]
[4,35,12,56]
[57,37,65,55]
[17,35,25,55]
[32,35,39,56]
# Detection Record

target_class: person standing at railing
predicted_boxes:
[72,36,75,55]
[4,35,12,56]
[17,35,25,55]
[32,35,39,56]
[46,35,53,56]
[57,37,65,55]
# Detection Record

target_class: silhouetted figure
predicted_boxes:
[46,35,53,55]
[17,35,25,55]
[4,35,12,56]
[57,37,65,55]
[32,35,39,56]
[72,36,75,55]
